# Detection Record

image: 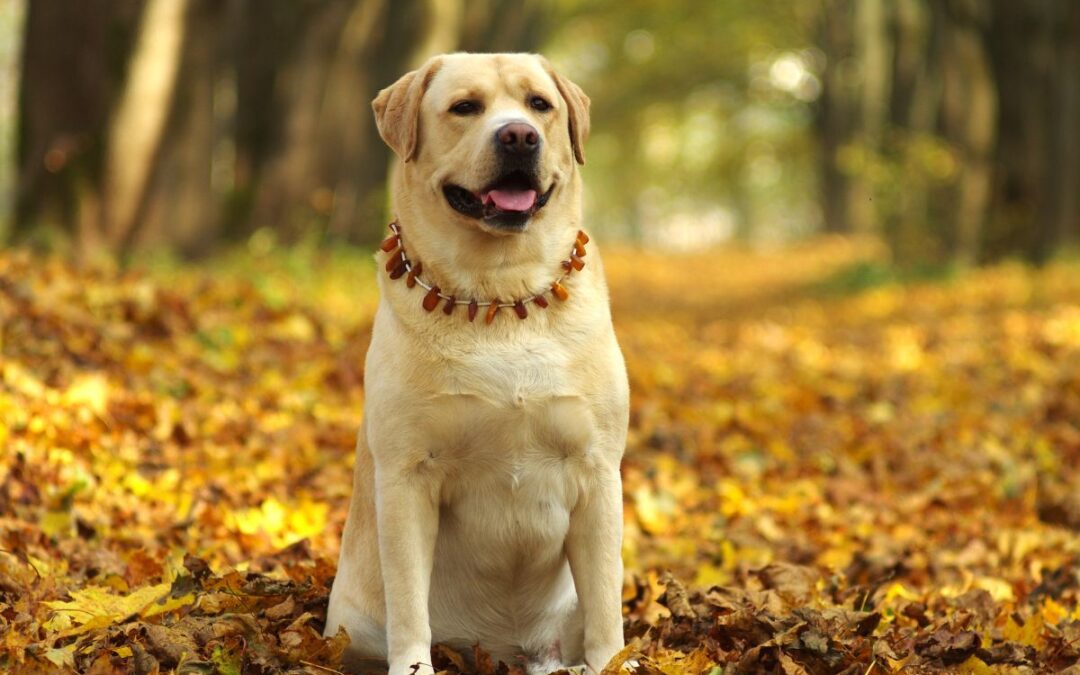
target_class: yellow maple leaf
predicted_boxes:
[1041,597,1068,626]
[44,581,194,637]
[1003,612,1046,649]
[62,374,110,416]
[43,645,76,669]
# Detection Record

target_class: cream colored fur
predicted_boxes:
[324,53,628,675]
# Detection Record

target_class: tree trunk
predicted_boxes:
[1055,5,1080,250]
[939,1,995,267]
[984,0,1073,263]
[459,0,551,54]
[229,0,451,246]
[1036,2,1080,261]
[135,0,224,256]
[816,0,855,234]
[320,0,393,242]
[848,0,890,238]
[12,0,143,253]
[102,0,189,258]
[886,0,942,265]
[244,0,355,243]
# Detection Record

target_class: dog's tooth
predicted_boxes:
[423,286,441,312]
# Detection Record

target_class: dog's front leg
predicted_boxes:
[376,468,440,675]
[566,462,625,674]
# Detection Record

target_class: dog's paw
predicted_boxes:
[388,655,435,675]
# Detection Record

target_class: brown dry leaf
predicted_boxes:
[750,563,821,606]
[142,623,199,667]
[472,643,496,675]
[778,651,810,675]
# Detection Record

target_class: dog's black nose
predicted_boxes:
[495,122,540,156]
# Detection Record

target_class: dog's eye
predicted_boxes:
[449,100,481,115]
[529,96,552,112]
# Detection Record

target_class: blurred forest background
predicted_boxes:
[0,0,1078,266]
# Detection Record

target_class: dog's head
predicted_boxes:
[373,53,589,234]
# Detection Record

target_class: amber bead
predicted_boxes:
[389,259,408,280]
[569,254,585,271]
[423,286,441,312]
[513,300,528,319]
[562,260,573,272]
[406,261,422,288]
[551,282,569,301]
[534,295,549,308]
[468,300,479,321]
[380,234,400,252]
[485,300,500,324]
[385,250,402,271]
[577,230,589,245]
[574,240,586,257]
[443,296,455,315]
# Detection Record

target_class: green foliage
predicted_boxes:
[815,259,960,295]
[547,1,822,241]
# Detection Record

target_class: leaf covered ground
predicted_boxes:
[2,242,1080,674]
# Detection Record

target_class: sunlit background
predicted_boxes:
[0,0,1076,265]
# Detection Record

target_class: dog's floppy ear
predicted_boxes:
[541,58,591,165]
[372,57,443,162]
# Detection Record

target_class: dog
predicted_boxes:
[325,52,629,675]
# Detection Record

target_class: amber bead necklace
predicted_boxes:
[379,221,589,324]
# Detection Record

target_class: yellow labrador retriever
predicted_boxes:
[325,53,628,675]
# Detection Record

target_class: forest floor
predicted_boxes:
[2,240,1079,674]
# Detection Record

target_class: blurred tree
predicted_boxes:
[817,0,1079,266]
[943,1,996,266]
[238,0,387,245]
[6,0,1078,262]
[104,0,189,255]
[13,0,144,255]
[135,0,226,257]
[817,0,856,237]
[986,0,1080,264]
[547,0,817,245]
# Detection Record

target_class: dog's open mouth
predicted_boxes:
[443,171,555,229]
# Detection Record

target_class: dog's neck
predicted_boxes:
[384,216,591,321]
[388,209,587,308]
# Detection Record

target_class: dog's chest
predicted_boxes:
[415,337,595,544]
[438,335,579,406]
[429,339,590,449]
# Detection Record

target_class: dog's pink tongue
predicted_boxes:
[483,189,537,212]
